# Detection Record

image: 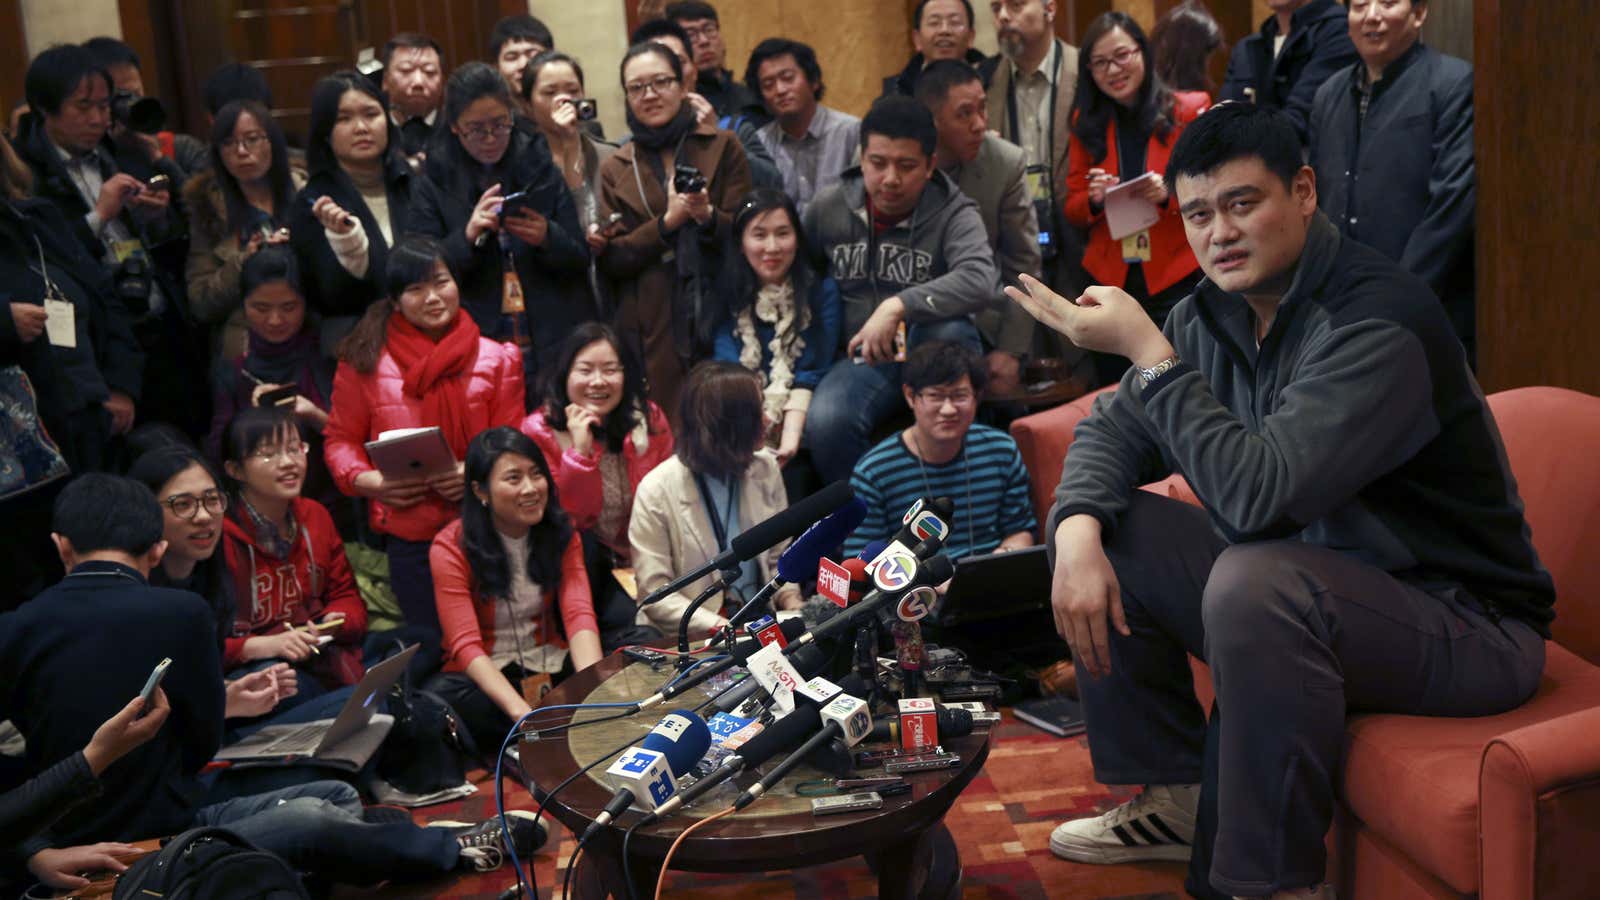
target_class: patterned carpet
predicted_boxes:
[344,710,1189,899]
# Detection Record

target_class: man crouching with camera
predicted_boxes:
[15,44,200,438]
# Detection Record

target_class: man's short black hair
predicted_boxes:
[913,0,976,29]
[903,340,988,393]
[1166,101,1303,191]
[82,36,140,71]
[52,473,164,557]
[630,19,693,55]
[488,15,554,58]
[745,38,825,103]
[664,1,720,23]
[860,95,938,157]
[202,62,273,115]
[914,58,982,110]
[25,45,112,117]
[382,32,443,68]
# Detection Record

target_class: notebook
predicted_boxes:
[1012,694,1088,738]
[214,644,418,770]
[1104,171,1163,241]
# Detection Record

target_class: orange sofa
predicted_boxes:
[1008,385,1600,899]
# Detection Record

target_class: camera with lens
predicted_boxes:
[672,164,707,195]
[111,89,166,135]
[113,252,154,317]
[573,98,598,121]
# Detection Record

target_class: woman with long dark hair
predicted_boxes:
[184,100,304,358]
[323,236,524,660]
[1066,11,1209,385]
[220,406,368,709]
[128,445,296,722]
[629,361,801,639]
[288,71,414,342]
[712,188,840,468]
[1151,0,1225,96]
[597,41,752,423]
[423,426,600,754]
[410,62,589,391]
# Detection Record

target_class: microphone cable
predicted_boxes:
[653,806,737,900]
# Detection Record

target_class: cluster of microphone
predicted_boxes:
[564,481,983,840]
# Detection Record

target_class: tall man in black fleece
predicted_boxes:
[1006,104,1552,900]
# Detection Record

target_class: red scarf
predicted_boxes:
[385,310,481,454]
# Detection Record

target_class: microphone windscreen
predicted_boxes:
[939,707,974,738]
[638,710,713,776]
[730,480,854,563]
[735,703,822,765]
[859,540,888,562]
[840,557,872,603]
[920,554,956,585]
[799,596,842,629]
[776,496,869,582]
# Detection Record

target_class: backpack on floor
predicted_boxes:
[112,827,310,900]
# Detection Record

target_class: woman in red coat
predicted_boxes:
[521,322,672,649]
[220,406,368,711]
[324,235,525,660]
[1065,11,1209,386]
[424,426,600,755]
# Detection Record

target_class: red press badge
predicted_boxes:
[817,557,851,608]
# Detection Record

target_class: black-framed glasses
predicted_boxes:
[162,490,228,521]
[458,119,514,142]
[915,389,977,408]
[223,133,270,154]
[624,75,680,99]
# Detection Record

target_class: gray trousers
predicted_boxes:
[1076,493,1545,898]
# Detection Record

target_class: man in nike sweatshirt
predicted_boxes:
[801,95,997,483]
[1007,104,1552,900]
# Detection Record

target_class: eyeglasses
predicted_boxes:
[681,22,720,42]
[1089,47,1141,74]
[458,118,513,142]
[250,441,308,463]
[224,133,270,153]
[163,490,228,521]
[915,389,977,408]
[624,75,680,99]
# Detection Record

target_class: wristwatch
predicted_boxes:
[1138,355,1181,387]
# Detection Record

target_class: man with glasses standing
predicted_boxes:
[664,1,766,126]
[842,340,1035,561]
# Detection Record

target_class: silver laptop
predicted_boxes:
[214,644,418,770]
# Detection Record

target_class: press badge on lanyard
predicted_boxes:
[1025,164,1057,260]
[1122,230,1152,264]
[501,257,526,314]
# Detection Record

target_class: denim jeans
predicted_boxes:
[192,781,458,883]
[804,317,982,483]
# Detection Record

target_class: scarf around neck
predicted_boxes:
[244,328,331,407]
[627,105,697,153]
[385,310,483,453]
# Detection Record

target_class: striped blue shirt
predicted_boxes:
[842,424,1037,561]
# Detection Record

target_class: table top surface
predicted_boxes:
[518,653,993,868]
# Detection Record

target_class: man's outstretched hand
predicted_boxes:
[1004,274,1176,369]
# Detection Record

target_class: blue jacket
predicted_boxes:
[1219,0,1357,143]
[1309,43,1476,350]
[713,274,842,391]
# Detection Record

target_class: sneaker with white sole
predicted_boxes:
[430,810,547,871]
[1049,783,1199,864]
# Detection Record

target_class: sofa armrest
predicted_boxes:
[1479,704,1600,900]
[1010,386,1115,538]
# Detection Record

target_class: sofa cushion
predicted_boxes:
[1340,643,1600,893]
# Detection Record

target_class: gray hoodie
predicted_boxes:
[802,166,998,341]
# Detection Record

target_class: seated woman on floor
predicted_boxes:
[219,406,368,713]
[424,426,602,756]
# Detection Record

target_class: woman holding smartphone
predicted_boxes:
[424,426,601,754]
[289,71,413,345]
[410,62,588,393]
[185,100,304,359]
[323,236,524,662]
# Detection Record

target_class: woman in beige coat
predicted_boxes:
[628,361,801,639]
[597,41,751,424]
[184,100,305,358]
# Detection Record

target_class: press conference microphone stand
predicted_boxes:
[674,565,743,666]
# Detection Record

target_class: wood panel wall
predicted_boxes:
[1,0,28,126]
[1475,0,1600,394]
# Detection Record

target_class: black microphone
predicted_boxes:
[708,638,833,713]
[580,710,712,840]
[636,619,807,710]
[789,554,956,651]
[639,480,855,608]
[866,706,974,743]
[731,686,873,810]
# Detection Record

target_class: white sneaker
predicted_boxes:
[1049,783,1199,864]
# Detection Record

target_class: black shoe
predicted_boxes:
[437,810,547,871]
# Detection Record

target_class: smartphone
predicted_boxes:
[499,190,532,221]
[146,173,171,194]
[139,657,173,713]
[256,385,297,408]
